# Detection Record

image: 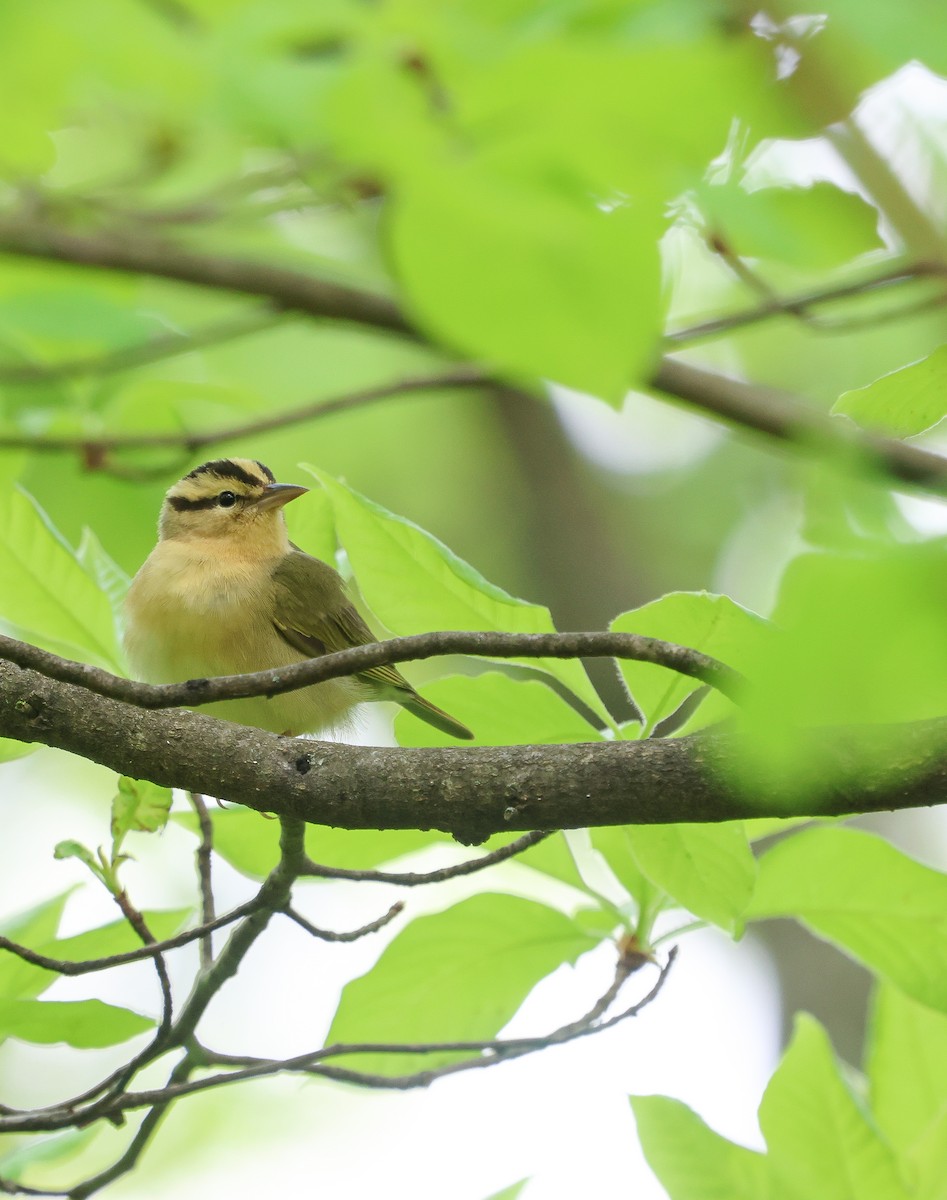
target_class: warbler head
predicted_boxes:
[159,458,308,546]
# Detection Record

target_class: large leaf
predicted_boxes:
[0,487,122,670]
[746,827,947,1011]
[698,181,882,269]
[759,1015,910,1200]
[0,998,153,1048]
[305,469,609,721]
[734,542,947,795]
[626,822,756,933]
[631,1095,769,1200]
[389,155,663,399]
[327,893,599,1075]
[0,892,73,1001]
[834,345,947,437]
[611,592,772,734]
[866,982,947,1159]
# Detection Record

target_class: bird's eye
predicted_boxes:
[217,491,238,508]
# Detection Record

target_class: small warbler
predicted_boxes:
[123,458,474,740]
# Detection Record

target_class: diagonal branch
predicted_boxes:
[0,214,944,496]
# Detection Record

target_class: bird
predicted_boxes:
[123,457,474,740]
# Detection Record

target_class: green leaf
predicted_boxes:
[327,893,599,1075]
[0,486,123,670]
[285,481,338,567]
[698,182,882,269]
[389,156,663,399]
[746,827,947,1012]
[734,543,947,796]
[481,1182,529,1200]
[866,982,947,1158]
[53,840,99,872]
[174,808,443,880]
[626,823,756,933]
[305,468,609,721]
[611,592,772,734]
[111,776,173,847]
[759,1015,910,1200]
[631,1095,769,1199]
[41,909,190,965]
[394,672,604,747]
[0,997,153,1047]
[834,346,947,437]
[0,1129,97,1183]
[0,736,36,763]
[0,892,72,1000]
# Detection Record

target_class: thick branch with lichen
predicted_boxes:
[1,654,944,843]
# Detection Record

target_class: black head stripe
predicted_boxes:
[167,494,220,512]
[255,460,276,482]
[185,459,267,490]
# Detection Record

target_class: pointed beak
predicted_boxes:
[253,482,309,512]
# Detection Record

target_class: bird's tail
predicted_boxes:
[399,692,474,740]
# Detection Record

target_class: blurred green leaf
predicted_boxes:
[0,737,36,764]
[627,823,756,933]
[834,345,947,437]
[747,826,947,1011]
[866,982,947,1158]
[389,158,663,399]
[41,909,190,964]
[612,592,772,734]
[0,997,153,1048]
[0,892,72,1001]
[631,1094,769,1199]
[734,543,947,795]
[699,182,882,269]
[306,468,610,721]
[0,1129,97,1184]
[759,1015,910,1200]
[327,893,599,1075]
[480,1182,529,1200]
[0,487,123,671]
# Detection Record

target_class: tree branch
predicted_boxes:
[651,357,947,495]
[0,218,414,338]
[0,629,744,710]
[1,658,943,842]
[0,214,943,496]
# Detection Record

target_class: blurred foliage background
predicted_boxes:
[0,1,946,1197]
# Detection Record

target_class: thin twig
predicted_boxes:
[0,366,487,455]
[0,629,745,712]
[282,902,403,942]
[299,829,552,885]
[666,260,945,345]
[187,792,216,970]
[0,307,285,385]
[111,891,173,1036]
[0,900,258,976]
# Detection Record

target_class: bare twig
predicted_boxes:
[187,792,216,970]
[0,307,284,385]
[0,629,744,711]
[299,830,552,884]
[652,357,947,494]
[111,891,173,1036]
[0,900,258,976]
[667,258,946,345]
[0,366,487,457]
[282,901,403,942]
